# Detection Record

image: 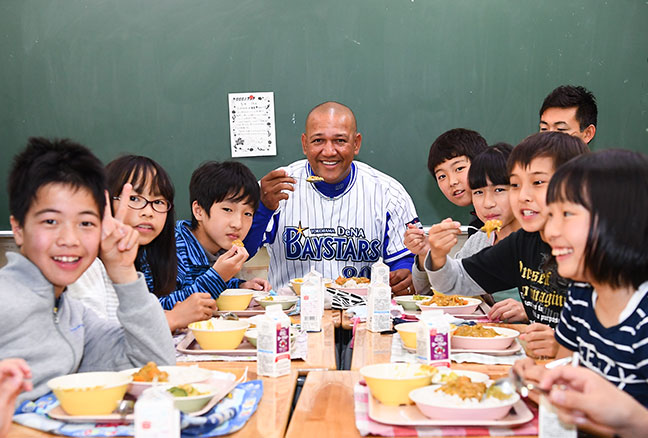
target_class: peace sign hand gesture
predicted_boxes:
[100,183,140,285]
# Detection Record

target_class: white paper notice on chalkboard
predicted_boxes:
[228,92,277,157]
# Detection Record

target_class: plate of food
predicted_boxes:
[409,373,520,421]
[165,383,220,414]
[416,295,481,315]
[119,362,212,397]
[451,324,520,350]
[329,275,370,296]
[255,295,299,310]
[394,294,429,311]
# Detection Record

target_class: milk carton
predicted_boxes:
[135,387,180,438]
[300,271,323,332]
[257,304,291,377]
[416,310,451,367]
[370,258,390,286]
[366,281,391,332]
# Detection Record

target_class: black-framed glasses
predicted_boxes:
[112,195,172,213]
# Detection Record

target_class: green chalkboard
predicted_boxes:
[1,0,647,229]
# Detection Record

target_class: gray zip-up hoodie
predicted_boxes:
[0,253,176,406]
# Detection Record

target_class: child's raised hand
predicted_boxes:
[427,218,461,269]
[0,358,32,437]
[166,292,217,331]
[519,323,559,359]
[487,298,528,323]
[100,184,139,285]
[404,224,429,258]
[240,278,271,292]
[212,245,248,282]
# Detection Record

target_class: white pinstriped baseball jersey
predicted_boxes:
[264,160,418,289]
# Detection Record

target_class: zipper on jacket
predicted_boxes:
[53,305,60,324]
[53,297,78,373]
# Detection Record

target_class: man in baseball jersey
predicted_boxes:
[243,101,419,295]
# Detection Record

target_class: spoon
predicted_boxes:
[219,312,239,321]
[492,353,579,398]
[114,399,134,418]
[492,368,549,398]
[290,175,324,183]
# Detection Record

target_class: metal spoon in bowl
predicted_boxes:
[219,312,239,321]
[114,399,134,418]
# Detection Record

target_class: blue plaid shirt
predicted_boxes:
[156,220,242,310]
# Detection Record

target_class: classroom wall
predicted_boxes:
[1,0,646,229]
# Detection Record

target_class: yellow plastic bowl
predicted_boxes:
[289,278,303,296]
[215,289,254,311]
[189,318,250,350]
[359,363,436,406]
[394,322,419,349]
[47,371,130,415]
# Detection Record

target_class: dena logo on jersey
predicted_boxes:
[282,225,381,262]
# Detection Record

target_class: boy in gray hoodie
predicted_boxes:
[1,137,175,407]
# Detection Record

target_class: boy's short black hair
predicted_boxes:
[427,128,488,174]
[539,85,598,130]
[547,149,648,289]
[189,161,260,229]
[8,137,106,225]
[507,132,590,176]
[468,142,513,190]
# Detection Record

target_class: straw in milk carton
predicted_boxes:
[416,310,451,367]
[300,270,323,332]
[257,304,291,377]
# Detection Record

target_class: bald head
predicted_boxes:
[305,101,357,133]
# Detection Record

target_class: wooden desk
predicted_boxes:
[286,370,536,438]
[330,309,341,328]
[291,310,337,373]
[8,366,298,438]
[350,322,392,370]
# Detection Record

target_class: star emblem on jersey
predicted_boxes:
[296,221,309,236]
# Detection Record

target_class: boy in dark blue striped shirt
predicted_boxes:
[158,161,270,310]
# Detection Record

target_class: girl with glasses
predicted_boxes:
[69,155,217,331]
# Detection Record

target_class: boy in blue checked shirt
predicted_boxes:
[158,161,270,310]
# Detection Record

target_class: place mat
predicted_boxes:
[214,305,296,317]
[13,379,263,437]
[402,302,491,322]
[354,383,538,436]
[391,334,526,365]
[175,330,308,362]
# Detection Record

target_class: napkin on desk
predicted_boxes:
[13,378,263,437]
